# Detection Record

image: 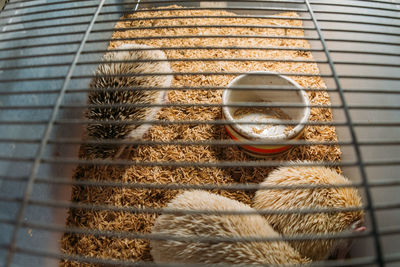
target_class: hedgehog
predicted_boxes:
[85,43,172,158]
[252,165,365,261]
[150,190,311,265]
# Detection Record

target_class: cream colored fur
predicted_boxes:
[151,190,310,265]
[253,165,364,261]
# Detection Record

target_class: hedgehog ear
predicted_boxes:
[163,92,169,103]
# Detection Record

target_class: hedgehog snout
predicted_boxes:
[351,219,366,232]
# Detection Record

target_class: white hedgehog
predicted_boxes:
[86,43,172,158]
[151,190,311,265]
[253,165,366,261]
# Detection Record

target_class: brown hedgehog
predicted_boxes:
[151,190,311,265]
[253,165,365,261]
[85,43,172,158]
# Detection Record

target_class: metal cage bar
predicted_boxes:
[1,0,400,266]
[305,1,385,265]
[2,0,108,266]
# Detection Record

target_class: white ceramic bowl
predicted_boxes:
[222,71,311,157]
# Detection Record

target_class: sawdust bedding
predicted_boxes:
[61,5,341,266]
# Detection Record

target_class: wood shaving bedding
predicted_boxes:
[61,5,341,266]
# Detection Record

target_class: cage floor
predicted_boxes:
[60,6,341,266]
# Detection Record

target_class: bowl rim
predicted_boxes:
[222,71,311,141]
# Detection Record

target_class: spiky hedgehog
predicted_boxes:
[253,165,365,261]
[85,43,172,158]
[151,190,311,265]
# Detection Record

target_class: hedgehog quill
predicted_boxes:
[253,164,365,261]
[85,43,172,158]
[151,190,311,265]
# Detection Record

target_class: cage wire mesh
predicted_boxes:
[0,0,400,266]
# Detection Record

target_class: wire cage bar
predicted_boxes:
[0,0,400,266]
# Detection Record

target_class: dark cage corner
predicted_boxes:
[0,0,399,266]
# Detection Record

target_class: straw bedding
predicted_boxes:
[61,6,341,266]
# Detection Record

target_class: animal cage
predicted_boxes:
[0,0,400,266]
